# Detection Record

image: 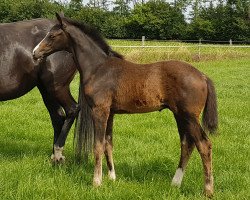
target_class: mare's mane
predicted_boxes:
[63,17,123,59]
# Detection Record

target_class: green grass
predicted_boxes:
[0,45,249,199]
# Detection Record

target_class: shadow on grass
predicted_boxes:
[63,156,203,197]
[115,157,176,183]
[0,139,51,160]
[47,155,177,183]
[0,142,202,197]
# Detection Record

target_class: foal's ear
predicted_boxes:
[56,12,68,30]
[56,12,63,26]
[59,11,64,17]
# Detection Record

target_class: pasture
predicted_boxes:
[0,42,249,199]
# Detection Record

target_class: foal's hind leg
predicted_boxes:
[172,115,195,187]
[104,114,116,181]
[193,124,213,197]
[175,114,213,197]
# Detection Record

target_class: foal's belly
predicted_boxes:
[113,98,165,114]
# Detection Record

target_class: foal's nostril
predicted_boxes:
[32,52,38,60]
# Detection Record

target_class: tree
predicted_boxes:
[88,0,109,10]
[186,0,250,41]
[125,0,187,39]
[69,0,83,11]
[113,0,130,15]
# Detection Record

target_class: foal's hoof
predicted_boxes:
[171,181,181,188]
[204,186,214,198]
[108,170,116,181]
[93,179,102,187]
[51,154,65,164]
[204,190,213,198]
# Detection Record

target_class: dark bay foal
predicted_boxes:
[33,14,218,197]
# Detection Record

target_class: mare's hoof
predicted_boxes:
[51,154,65,164]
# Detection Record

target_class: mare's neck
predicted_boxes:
[68,26,107,83]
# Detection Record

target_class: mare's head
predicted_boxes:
[33,13,70,60]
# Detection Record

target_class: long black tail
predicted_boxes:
[74,79,94,162]
[202,76,218,134]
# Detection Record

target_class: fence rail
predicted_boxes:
[110,37,250,61]
[111,37,250,48]
[112,45,250,48]
[110,37,250,44]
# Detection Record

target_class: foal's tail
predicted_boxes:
[74,79,94,162]
[202,76,218,134]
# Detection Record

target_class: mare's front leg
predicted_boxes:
[52,86,80,163]
[105,114,116,181]
[38,83,66,161]
[92,106,110,187]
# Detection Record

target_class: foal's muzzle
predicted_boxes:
[32,50,44,61]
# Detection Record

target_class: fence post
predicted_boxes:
[198,38,201,60]
[142,36,145,47]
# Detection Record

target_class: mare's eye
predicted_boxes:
[49,34,55,39]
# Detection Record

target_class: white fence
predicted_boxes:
[111,37,250,48]
[111,37,249,61]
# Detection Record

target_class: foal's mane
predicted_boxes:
[63,18,123,59]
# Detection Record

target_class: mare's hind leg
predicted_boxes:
[174,113,213,197]
[52,86,80,162]
[172,114,195,187]
[104,114,116,181]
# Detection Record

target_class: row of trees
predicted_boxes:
[0,0,249,41]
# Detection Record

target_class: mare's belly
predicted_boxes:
[0,76,36,101]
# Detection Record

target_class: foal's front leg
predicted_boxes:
[92,106,110,187]
[105,114,116,181]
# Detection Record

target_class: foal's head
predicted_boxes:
[33,13,124,61]
[33,13,70,60]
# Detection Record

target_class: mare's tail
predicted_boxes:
[202,76,218,134]
[74,78,94,162]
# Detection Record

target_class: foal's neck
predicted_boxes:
[68,26,107,82]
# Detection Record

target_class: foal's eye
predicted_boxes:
[49,34,55,39]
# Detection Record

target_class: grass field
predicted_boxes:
[0,43,249,199]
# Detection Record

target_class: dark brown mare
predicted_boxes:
[33,14,218,197]
[0,18,81,162]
